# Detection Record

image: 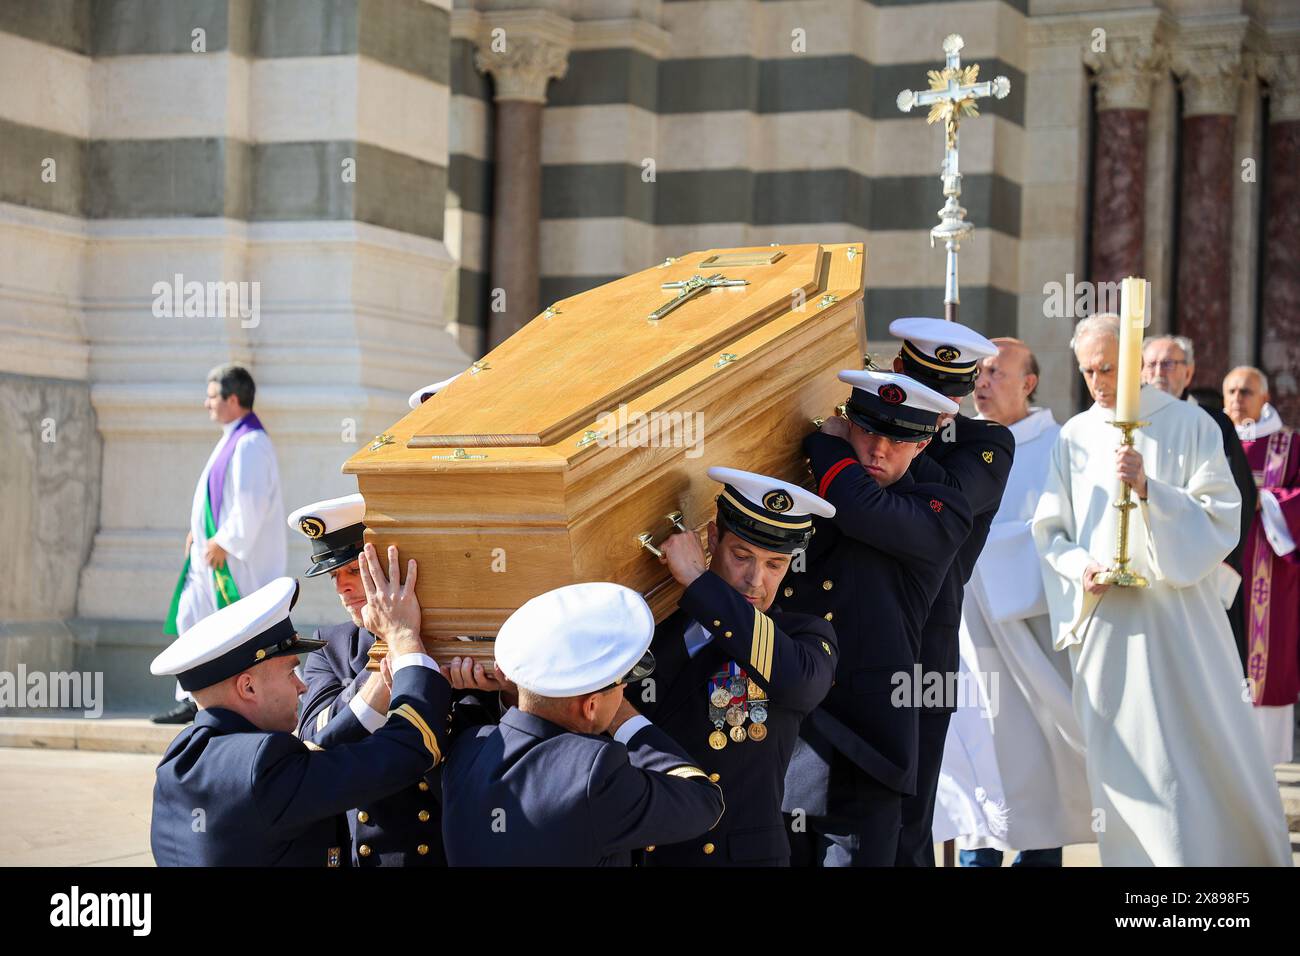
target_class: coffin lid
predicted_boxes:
[402,245,833,450]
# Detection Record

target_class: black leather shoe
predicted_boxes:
[151,699,197,725]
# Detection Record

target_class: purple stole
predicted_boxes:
[1246,427,1293,702]
[208,412,265,519]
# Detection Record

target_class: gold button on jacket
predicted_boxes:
[417,810,430,823]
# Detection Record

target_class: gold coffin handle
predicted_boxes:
[636,532,664,559]
[665,510,689,535]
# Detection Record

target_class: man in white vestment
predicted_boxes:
[153,364,287,723]
[940,339,1095,866]
[1032,315,1291,866]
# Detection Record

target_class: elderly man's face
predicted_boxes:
[974,343,1035,426]
[1223,369,1268,427]
[1142,340,1193,398]
[1075,333,1119,409]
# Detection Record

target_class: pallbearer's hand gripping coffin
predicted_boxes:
[343,243,866,666]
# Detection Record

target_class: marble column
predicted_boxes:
[475,25,570,346]
[1172,45,1244,391]
[1085,39,1164,287]
[1258,53,1300,423]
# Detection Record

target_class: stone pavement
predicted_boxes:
[0,747,157,866]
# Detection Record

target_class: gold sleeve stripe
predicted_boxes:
[667,765,708,779]
[388,703,442,765]
[750,610,774,682]
[303,741,324,752]
[316,707,330,733]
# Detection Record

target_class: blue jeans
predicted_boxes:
[959,846,1062,867]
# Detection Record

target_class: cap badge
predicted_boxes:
[763,490,793,513]
[878,383,906,405]
[929,499,944,513]
[982,450,994,464]
[299,516,326,539]
[935,345,961,363]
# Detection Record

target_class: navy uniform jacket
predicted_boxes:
[637,571,838,866]
[152,664,450,867]
[914,414,1013,706]
[780,431,972,813]
[441,707,725,866]
[296,622,447,866]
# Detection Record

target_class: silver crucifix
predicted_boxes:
[648,273,749,321]
[896,34,1009,323]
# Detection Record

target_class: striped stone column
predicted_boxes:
[1172,42,1245,392]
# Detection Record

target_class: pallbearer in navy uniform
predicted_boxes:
[289,494,446,866]
[150,545,451,866]
[636,467,838,866]
[441,583,725,866]
[887,317,1013,866]
[782,370,972,866]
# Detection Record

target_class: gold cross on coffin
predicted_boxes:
[648,273,748,321]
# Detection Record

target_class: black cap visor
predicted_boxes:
[845,390,940,443]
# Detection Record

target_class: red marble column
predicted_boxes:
[489,100,543,346]
[474,30,570,348]
[1172,46,1244,392]
[1085,38,1163,288]
[1175,113,1236,391]
[1259,118,1300,423]
[1089,108,1149,286]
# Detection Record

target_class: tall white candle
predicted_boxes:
[1115,277,1147,422]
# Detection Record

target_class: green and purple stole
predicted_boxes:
[163,413,265,635]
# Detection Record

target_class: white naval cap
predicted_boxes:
[407,373,461,410]
[494,582,656,698]
[889,316,997,397]
[286,493,367,577]
[708,466,834,554]
[150,577,324,692]
[838,369,959,442]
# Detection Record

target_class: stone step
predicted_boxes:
[0,715,181,754]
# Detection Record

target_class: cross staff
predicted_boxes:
[896,34,1010,323]
[648,273,749,321]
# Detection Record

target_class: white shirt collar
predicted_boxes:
[1237,402,1284,440]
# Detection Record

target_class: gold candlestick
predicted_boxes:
[1094,420,1150,588]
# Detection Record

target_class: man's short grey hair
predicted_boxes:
[1143,334,1195,366]
[1070,313,1120,350]
[1230,365,1270,394]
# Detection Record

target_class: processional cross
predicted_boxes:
[896,34,1010,322]
[648,273,748,321]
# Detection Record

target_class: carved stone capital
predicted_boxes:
[1257,51,1300,124]
[1172,44,1246,117]
[474,27,571,104]
[1085,37,1167,111]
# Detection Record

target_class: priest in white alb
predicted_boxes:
[938,338,1095,866]
[1032,313,1291,866]
[154,364,286,724]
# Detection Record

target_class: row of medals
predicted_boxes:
[708,670,769,749]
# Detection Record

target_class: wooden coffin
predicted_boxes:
[343,242,866,665]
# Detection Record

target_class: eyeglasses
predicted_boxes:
[1142,360,1187,372]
